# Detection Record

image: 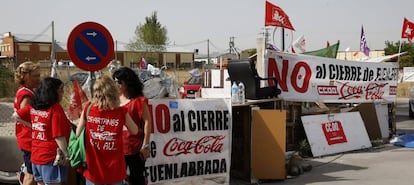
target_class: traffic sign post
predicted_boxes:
[67,21,114,71]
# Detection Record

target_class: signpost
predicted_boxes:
[67,22,114,96]
[67,21,114,71]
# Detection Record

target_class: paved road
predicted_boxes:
[250,99,414,185]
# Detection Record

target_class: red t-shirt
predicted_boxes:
[83,104,128,184]
[122,96,147,155]
[29,104,71,165]
[14,86,34,151]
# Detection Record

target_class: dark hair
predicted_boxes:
[31,77,63,110]
[112,67,144,98]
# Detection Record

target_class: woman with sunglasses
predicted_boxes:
[112,67,152,185]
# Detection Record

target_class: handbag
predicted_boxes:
[68,102,92,168]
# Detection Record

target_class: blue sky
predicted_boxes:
[2,0,413,54]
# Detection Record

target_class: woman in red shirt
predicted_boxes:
[17,77,72,184]
[14,61,40,185]
[76,75,138,185]
[112,67,152,185]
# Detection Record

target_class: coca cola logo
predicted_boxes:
[337,82,386,100]
[163,135,225,156]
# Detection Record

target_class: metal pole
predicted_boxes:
[207,39,210,64]
[89,71,95,98]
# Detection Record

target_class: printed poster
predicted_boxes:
[145,99,232,185]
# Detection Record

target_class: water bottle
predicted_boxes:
[238,82,245,104]
[231,81,239,104]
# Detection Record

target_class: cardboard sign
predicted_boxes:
[301,112,371,157]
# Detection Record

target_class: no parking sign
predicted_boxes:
[67,22,114,71]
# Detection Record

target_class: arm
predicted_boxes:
[20,96,31,108]
[141,103,151,148]
[125,112,138,135]
[55,136,69,157]
[76,108,87,137]
[140,103,152,159]
[14,105,32,127]
[12,112,31,127]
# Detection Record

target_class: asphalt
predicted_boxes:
[233,98,414,185]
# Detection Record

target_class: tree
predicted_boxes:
[384,41,414,68]
[127,11,168,51]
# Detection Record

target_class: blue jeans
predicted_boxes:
[32,162,68,184]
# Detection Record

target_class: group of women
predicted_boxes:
[13,61,151,185]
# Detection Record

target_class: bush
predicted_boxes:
[0,65,16,99]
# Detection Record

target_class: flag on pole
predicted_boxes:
[266,43,281,51]
[360,25,370,57]
[68,79,88,120]
[302,40,340,58]
[50,60,57,78]
[265,1,295,30]
[326,41,330,48]
[402,17,414,42]
[292,35,306,52]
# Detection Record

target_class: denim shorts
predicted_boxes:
[32,162,68,184]
[22,150,33,174]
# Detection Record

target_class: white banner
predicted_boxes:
[301,112,372,157]
[264,51,399,103]
[146,99,232,185]
[403,67,414,82]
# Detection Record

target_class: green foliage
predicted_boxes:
[241,48,256,59]
[384,41,414,68]
[0,64,16,98]
[128,11,168,51]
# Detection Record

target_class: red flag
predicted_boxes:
[326,41,330,48]
[265,1,295,30]
[402,17,414,42]
[68,79,88,120]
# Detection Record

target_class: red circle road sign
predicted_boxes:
[67,22,114,71]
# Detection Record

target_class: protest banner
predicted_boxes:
[263,51,399,102]
[145,99,232,184]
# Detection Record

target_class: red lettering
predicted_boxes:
[163,136,225,156]
[365,83,385,100]
[268,58,288,91]
[291,61,311,93]
[155,104,171,134]
[267,58,311,93]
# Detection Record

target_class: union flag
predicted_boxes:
[265,1,295,31]
[402,17,414,42]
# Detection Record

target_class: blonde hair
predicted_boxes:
[15,61,40,85]
[92,75,120,110]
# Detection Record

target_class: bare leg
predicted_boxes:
[23,171,36,185]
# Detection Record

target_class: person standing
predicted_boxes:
[14,61,41,185]
[16,77,72,185]
[76,75,138,185]
[112,67,152,185]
